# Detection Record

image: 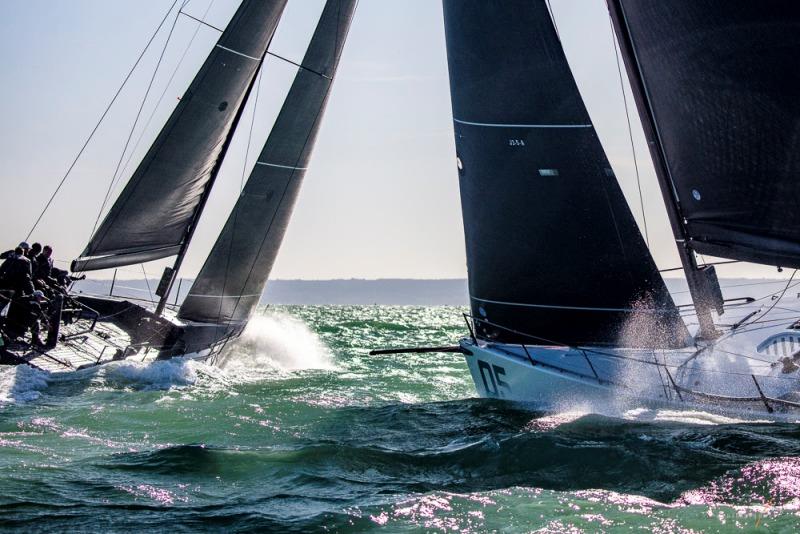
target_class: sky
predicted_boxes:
[0,0,788,282]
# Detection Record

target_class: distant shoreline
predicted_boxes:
[70,277,792,306]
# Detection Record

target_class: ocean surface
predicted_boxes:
[1,306,799,532]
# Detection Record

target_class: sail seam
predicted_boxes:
[453,118,592,128]
[215,44,260,61]
[255,161,308,170]
[472,297,678,313]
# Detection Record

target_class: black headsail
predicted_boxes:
[72,0,288,273]
[442,0,687,347]
[607,1,800,270]
[178,0,357,325]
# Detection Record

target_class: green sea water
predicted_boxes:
[1,306,799,532]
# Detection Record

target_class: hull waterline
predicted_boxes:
[461,321,800,422]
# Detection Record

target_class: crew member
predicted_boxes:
[33,245,54,286]
[1,241,31,260]
[0,247,34,296]
[27,242,42,261]
[4,290,48,346]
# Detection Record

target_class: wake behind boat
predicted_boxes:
[1,0,357,372]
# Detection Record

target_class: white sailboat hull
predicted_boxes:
[461,316,800,421]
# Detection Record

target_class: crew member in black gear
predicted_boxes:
[4,290,48,345]
[27,242,42,260]
[1,241,30,260]
[0,247,34,296]
[33,245,54,285]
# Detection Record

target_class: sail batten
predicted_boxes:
[178,0,357,326]
[72,0,288,273]
[443,0,688,348]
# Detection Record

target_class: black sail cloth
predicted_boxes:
[178,0,357,325]
[442,0,687,347]
[72,0,288,272]
[609,0,800,269]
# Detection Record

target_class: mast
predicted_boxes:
[178,0,358,326]
[153,50,265,316]
[607,0,718,340]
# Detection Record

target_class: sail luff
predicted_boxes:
[605,0,800,272]
[72,0,288,273]
[177,0,357,325]
[606,0,718,339]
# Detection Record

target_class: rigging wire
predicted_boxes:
[608,14,649,246]
[747,278,800,305]
[113,0,217,201]
[209,0,294,341]
[141,264,155,304]
[206,42,268,333]
[211,0,360,362]
[221,0,358,334]
[179,9,223,32]
[176,10,331,79]
[671,277,800,295]
[659,259,740,273]
[91,0,189,240]
[738,270,798,329]
[25,0,181,241]
[241,68,263,191]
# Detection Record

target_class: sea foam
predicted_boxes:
[0,364,49,404]
[217,311,334,378]
[102,358,200,390]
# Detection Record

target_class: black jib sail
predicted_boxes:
[608,1,800,269]
[72,0,288,272]
[442,0,687,347]
[178,0,357,325]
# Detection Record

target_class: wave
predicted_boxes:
[100,358,201,390]
[0,364,49,404]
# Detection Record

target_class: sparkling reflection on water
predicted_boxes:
[0,306,799,531]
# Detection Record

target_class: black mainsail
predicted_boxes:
[72,0,288,273]
[608,1,800,270]
[178,0,357,325]
[442,0,687,347]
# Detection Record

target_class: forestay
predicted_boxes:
[72,0,288,272]
[442,0,687,347]
[609,1,800,269]
[178,0,357,325]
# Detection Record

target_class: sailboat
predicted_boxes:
[374,0,800,420]
[0,0,357,372]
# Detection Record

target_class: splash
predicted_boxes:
[101,358,199,390]
[0,364,49,404]
[524,410,590,431]
[217,311,334,377]
[617,294,687,350]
